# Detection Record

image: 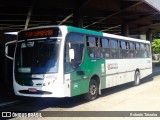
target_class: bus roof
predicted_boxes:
[18,25,150,44]
[103,33,150,44]
[67,26,103,36]
[67,26,150,44]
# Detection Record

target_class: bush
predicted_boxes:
[152,39,160,54]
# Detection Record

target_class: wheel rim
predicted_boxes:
[136,72,140,84]
[89,84,97,95]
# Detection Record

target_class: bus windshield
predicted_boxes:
[15,39,60,74]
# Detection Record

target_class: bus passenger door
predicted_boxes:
[64,33,87,96]
[65,43,88,96]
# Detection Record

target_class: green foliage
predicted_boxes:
[152,39,160,54]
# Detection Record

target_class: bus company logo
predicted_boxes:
[2,112,11,117]
[108,63,118,70]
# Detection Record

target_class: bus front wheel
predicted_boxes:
[84,79,98,101]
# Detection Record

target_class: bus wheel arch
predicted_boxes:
[133,69,141,86]
[84,75,100,101]
[92,75,101,94]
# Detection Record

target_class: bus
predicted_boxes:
[5,25,152,100]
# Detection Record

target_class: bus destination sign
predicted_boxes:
[18,27,60,40]
[25,29,53,38]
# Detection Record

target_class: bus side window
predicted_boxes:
[87,36,100,59]
[146,44,151,58]
[120,41,129,58]
[100,38,110,59]
[126,42,129,49]
[144,44,148,58]
[140,43,145,58]
[110,39,119,59]
[135,43,140,58]
[129,42,135,58]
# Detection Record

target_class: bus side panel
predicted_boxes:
[86,59,106,90]
[135,58,152,78]
[69,53,106,97]
[105,58,152,88]
[105,59,134,88]
[69,50,89,97]
[70,79,89,97]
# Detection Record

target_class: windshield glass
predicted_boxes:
[15,39,60,74]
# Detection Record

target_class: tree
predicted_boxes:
[152,39,160,54]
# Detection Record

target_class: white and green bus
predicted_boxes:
[6,25,152,100]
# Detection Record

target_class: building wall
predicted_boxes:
[0,32,16,97]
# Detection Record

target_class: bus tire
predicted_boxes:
[84,79,98,101]
[133,70,140,86]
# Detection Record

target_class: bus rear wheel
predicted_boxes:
[84,79,98,101]
[133,70,140,86]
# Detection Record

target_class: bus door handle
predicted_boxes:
[77,71,85,75]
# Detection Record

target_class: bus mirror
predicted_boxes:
[69,49,75,61]
[68,43,71,48]
[5,40,17,60]
[5,46,8,55]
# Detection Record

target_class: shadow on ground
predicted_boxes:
[2,71,159,113]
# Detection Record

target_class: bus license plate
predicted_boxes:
[28,88,37,92]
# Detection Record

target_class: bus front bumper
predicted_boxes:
[13,81,69,97]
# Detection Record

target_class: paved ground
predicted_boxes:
[1,67,160,120]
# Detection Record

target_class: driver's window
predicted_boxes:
[64,33,84,73]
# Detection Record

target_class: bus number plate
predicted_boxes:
[28,88,37,92]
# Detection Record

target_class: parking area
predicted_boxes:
[0,67,159,120]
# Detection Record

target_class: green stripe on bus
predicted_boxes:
[67,26,105,96]
[15,74,33,86]
[69,46,106,96]
[67,26,103,36]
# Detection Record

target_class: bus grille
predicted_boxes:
[19,90,52,95]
